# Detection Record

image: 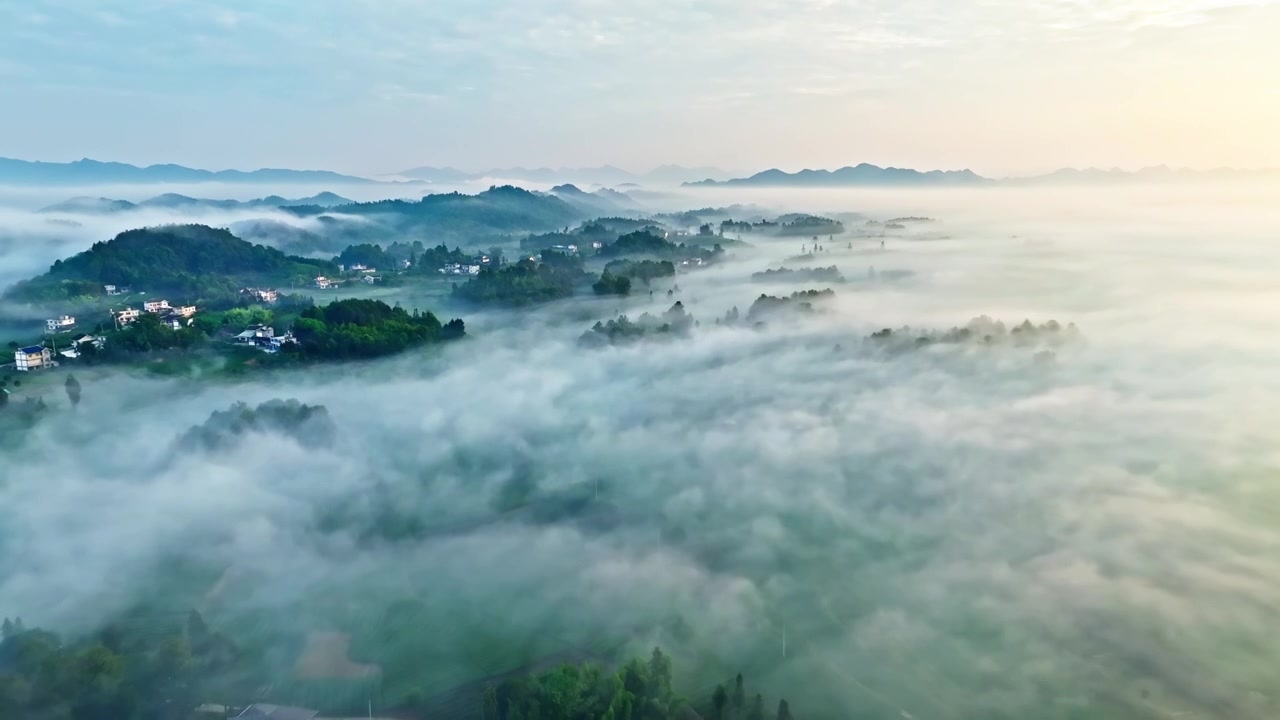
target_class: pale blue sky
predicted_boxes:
[1,0,1277,176]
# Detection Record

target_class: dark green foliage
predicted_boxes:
[772,214,843,236]
[750,266,844,284]
[592,271,631,297]
[292,298,463,360]
[176,398,336,452]
[866,316,1079,350]
[4,225,335,304]
[335,243,391,270]
[540,248,584,272]
[746,289,836,323]
[598,230,675,258]
[718,215,843,237]
[109,313,205,354]
[603,259,676,285]
[491,647,679,720]
[747,694,765,720]
[416,243,475,271]
[732,674,745,717]
[288,186,583,243]
[0,616,241,720]
[775,699,793,720]
[580,302,693,346]
[453,259,576,307]
[712,685,728,720]
[64,374,81,408]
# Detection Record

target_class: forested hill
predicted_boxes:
[285,185,584,236]
[3,224,334,303]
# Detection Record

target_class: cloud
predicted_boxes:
[3,183,1280,717]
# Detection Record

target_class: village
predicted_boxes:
[9,285,298,372]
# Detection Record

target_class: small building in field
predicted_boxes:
[143,299,171,313]
[15,345,52,372]
[45,315,76,332]
[315,276,335,289]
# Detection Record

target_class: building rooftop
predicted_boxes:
[18,345,45,354]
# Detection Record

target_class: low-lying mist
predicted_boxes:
[3,184,1280,719]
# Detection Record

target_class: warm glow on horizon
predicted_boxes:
[0,0,1277,175]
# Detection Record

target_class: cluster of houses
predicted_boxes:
[14,335,105,371]
[103,284,131,296]
[438,263,482,276]
[232,324,296,353]
[241,287,279,303]
[111,299,198,330]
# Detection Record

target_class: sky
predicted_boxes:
[1,0,1278,177]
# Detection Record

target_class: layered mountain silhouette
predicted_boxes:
[0,157,379,185]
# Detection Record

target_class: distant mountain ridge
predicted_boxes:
[687,163,988,187]
[689,163,1280,187]
[39,191,353,214]
[399,164,729,186]
[0,157,383,186]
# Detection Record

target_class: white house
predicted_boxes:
[104,284,125,296]
[171,305,198,318]
[315,276,335,289]
[45,315,76,332]
[113,308,142,326]
[348,263,368,272]
[15,345,51,372]
[143,299,171,313]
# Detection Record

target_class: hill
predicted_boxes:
[290,185,585,239]
[39,191,353,214]
[3,224,335,304]
[686,163,988,187]
[0,157,381,185]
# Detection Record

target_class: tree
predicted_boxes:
[776,699,792,720]
[746,694,765,720]
[186,610,210,654]
[712,685,728,720]
[482,684,500,720]
[732,674,745,718]
[64,374,81,409]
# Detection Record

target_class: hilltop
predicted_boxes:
[3,224,334,304]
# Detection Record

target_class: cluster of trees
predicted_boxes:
[291,298,464,360]
[4,225,335,305]
[522,218,663,252]
[604,260,676,285]
[335,243,392,270]
[0,613,241,720]
[592,272,632,297]
[580,302,694,346]
[176,399,336,452]
[597,230,676,259]
[867,316,1080,349]
[415,242,480,271]
[108,313,204,354]
[717,215,843,237]
[750,266,845,284]
[746,289,836,323]
[453,259,578,307]
[474,649,795,720]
